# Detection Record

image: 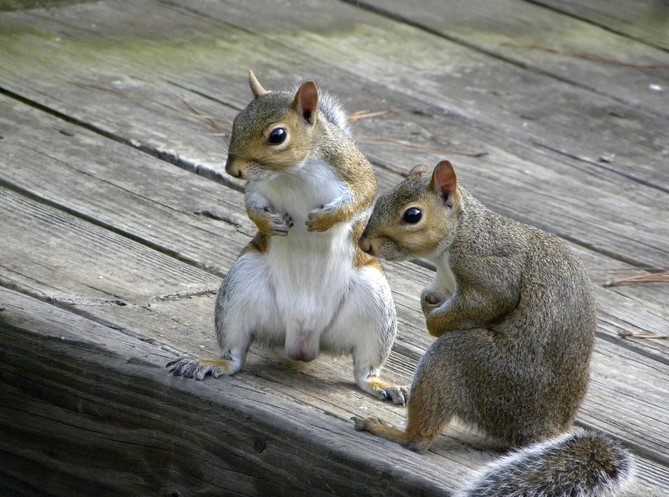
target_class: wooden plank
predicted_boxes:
[1,7,668,272]
[0,288,458,497]
[3,66,669,359]
[1,191,667,496]
[0,102,253,277]
[2,2,662,356]
[1,93,667,360]
[0,2,666,493]
[342,0,669,117]
[2,9,667,320]
[185,0,669,188]
[1,117,668,469]
[532,0,669,51]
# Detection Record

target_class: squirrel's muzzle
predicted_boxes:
[225,153,246,179]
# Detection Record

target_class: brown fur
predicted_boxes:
[355,160,596,450]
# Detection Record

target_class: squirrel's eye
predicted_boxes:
[268,127,287,145]
[402,207,422,224]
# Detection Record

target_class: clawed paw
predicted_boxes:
[366,377,410,406]
[266,210,294,236]
[351,416,387,432]
[306,204,335,232]
[166,357,230,380]
[380,385,411,406]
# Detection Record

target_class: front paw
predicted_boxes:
[255,208,293,236]
[421,291,445,317]
[306,204,337,232]
[269,211,294,236]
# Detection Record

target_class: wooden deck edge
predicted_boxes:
[0,287,453,497]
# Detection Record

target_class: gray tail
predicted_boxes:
[319,92,353,138]
[457,429,635,497]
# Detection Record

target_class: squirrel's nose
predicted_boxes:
[225,154,244,178]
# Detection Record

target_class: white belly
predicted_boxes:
[429,249,457,297]
[254,158,359,356]
[268,222,355,330]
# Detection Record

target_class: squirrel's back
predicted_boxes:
[456,429,635,497]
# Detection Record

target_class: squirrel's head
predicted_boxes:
[226,71,321,180]
[359,160,462,261]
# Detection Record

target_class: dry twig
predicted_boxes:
[605,271,669,287]
[618,330,668,340]
[348,110,392,123]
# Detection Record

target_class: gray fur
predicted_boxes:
[318,91,353,137]
[457,429,636,497]
[361,164,634,496]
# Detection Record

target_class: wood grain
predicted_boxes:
[533,0,669,51]
[1,1,667,269]
[1,93,666,358]
[342,0,669,117]
[0,162,667,493]
[0,0,667,495]
[0,288,457,497]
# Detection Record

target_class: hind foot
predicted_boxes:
[166,357,237,380]
[363,377,410,406]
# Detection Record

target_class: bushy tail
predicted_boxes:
[456,429,635,497]
[318,92,353,138]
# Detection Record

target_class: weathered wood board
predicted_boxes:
[1,0,667,345]
[0,288,458,497]
[0,0,667,496]
[343,0,669,116]
[533,0,669,51]
[1,94,668,495]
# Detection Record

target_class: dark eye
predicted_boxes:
[402,207,422,224]
[268,127,287,145]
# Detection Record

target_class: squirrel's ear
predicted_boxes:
[293,81,319,124]
[249,70,268,99]
[430,160,458,205]
[408,164,430,179]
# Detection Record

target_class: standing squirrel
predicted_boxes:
[168,72,408,405]
[353,160,635,496]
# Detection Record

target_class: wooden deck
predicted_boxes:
[0,0,667,495]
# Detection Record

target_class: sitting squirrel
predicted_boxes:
[168,72,408,405]
[354,160,635,496]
